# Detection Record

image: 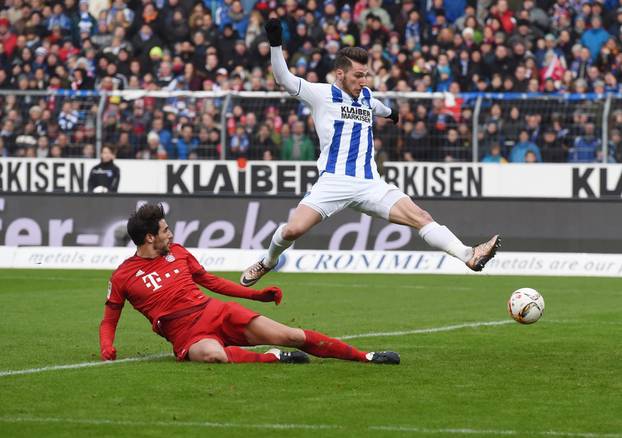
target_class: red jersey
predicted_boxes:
[99,244,279,360]
[108,243,262,333]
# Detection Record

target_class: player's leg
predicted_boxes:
[266,204,322,265]
[388,197,500,271]
[187,338,229,363]
[389,197,472,261]
[187,338,281,364]
[244,316,400,364]
[240,204,322,286]
[241,173,358,286]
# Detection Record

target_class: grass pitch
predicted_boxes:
[0,269,620,437]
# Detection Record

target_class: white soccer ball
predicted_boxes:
[507,288,545,324]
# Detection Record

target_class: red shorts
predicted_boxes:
[158,298,260,361]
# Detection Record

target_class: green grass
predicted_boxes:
[0,269,621,437]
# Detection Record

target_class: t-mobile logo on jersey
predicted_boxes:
[142,272,163,291]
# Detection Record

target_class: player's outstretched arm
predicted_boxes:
[99,303,122,361]
[371,97,399,124]
[265,18,302,96]
[193,270,282,305]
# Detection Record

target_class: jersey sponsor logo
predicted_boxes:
[142,272,163,291]
[340,106,371,124]
[165,254,175,262]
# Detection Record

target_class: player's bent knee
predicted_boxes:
[188,340,228,363]
[282,224,305,240]
[418,209,433,225]
[195,349,228,363]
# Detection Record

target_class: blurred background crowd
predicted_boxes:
[1,0,622,164]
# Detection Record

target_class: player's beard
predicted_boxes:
[343,80,361,99]
[155,239,170,256]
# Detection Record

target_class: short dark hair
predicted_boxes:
[127,203,165,245]
[334,47,368,72]
[102,144,116,155]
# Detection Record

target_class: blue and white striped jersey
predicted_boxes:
[294,81,391,180]
[270,46,391,180]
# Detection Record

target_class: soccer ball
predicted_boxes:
[507,288,545,324]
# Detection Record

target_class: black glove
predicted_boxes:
[265,18,283,47]
[386,108,399,124]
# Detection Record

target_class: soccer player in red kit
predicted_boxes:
[99,203,400,365]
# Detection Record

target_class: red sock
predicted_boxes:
[301,330,368,362]
[224,346,279,363]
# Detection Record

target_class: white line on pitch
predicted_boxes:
[0,416,336,430]
[370,425,622,437]
[339,320,513,340]
[0,417,620,438]
[0,320,511,378]
[0,353,171,377]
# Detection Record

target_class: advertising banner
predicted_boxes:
[1,194,621,253]
[2,158,622,198]
[1,246,621,277]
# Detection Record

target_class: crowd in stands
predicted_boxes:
[1,0,622,163]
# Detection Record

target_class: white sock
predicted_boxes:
[418,222,473,263]
[264,224,293,267]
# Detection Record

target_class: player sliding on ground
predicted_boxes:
[99,203,399,365]
[240,20,500,287]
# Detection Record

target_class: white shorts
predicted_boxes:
[299,173,409,220]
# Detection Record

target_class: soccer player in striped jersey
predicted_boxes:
[240,19,500,286]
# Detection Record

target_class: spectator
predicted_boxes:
[140,131,168,160]
[115,131,134,159]
[568,122,600,163]
[481,142,508,163]
[132,24,162,64]
[492,0,515,34]
[479,122,504,158]
[88,145,120,193]
[174,124,199,160]
[608,129,621,163]
[251,124,276,160]
[510,130,543,163]
[49,144,63,158]
[524,113,543,146]
[581,16,611,62]
[441,128,470,162]
[484,103,504,131]
[403,121,429,161]
[82,143,95,159]
[262,148,274,160]
[14,134,36,157]
[1,0,622,163]
[151,117,173,158]
[540,128,567,163]
[36,136,49,158]
[524,150,538,163]
[523,0,549,32]
[359,0,393,31]
[373,116,399,159]
[281,121,315,160]
[0,17,17,58]
[229,125,250,159]
[47,4,71,32]
[428,98,456,146]
[374,136,389,175]
[57,101,80,132]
